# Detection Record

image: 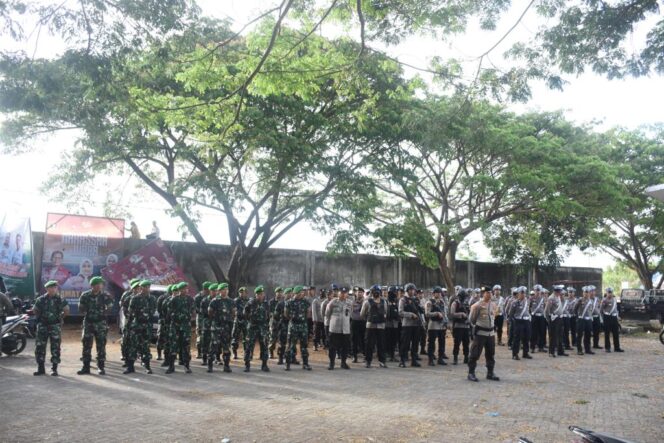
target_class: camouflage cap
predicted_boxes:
[293,285,305,293]
[238,287,247,293]
[284,287,292,294]
[275,287,283,293]
[177,281,188,290]
[44,280,58,288]
[90,276,105,286]
[218,282,229,290]
[139,279,152,287]
[208,283,218,291]
[255,285,265,293]
[202,281,212,289]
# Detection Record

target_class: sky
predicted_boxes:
[2,0,663,270]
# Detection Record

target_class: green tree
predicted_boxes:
[603,261,642,291]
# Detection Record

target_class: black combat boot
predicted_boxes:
[161,357,169,367]
[144,361,152,374]
[202,355,207,366]
[122,360,128,368]
[411,359,421,367]
[261,360,270,372]
[184,362,192,374]
[467,372,479,382]
[77,362,91,375]
[165,357,175,374]
[486,371,500,381]
[428,357,435,366]
[398,360,406,368]
[270,349,275,359]
[207,359,214,373]
[97,361,105,375]
[437,357,447,366]
[292,355,300,365]
[196,344,201,359]
[122,360,135,374]
[223,354,232,373]
[463,355,469,364]
[157,348,162,361]
[244,361,251,372]
[285,355,291,371]
[302,355,312,371]
[277,350,284,365]
[453,355,458,365]
[34,362,46,376]
[178,358,184,366]
[50,364,58,376]
[233,349,238,360]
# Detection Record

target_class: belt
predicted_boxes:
[534,313,543,317]
[604,313,618,317]
[562,314,570,318]
[583,317,591,320]
[592,315,599,318]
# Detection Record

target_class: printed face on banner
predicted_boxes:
[41,214,125,303]
[0,214,35,297]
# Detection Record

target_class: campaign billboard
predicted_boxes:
[102,239,194,296]
[41,213,125,313]
[0,214,36,298]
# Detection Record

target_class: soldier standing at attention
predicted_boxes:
[325,286,352,370]
[574,286,595,355]
[125,280,156,374]
[321,286,335,351]
[504,287,517,350]
[601,287,623,353]
[155,284,172,362]
[284,285,311,371]
[544,285,568,357]
[567,287,579,348]
[450,289,471,365]
[590,286,603,349]
[311,288,324,351]
[231,287,250,360]
[207,283,234,373]
[77,276,114,375]
[361,284,388,368]
[529,284,546,353]
[507,287,532,361]
[492,285,505,346]
[425,286,447,366]
[165,281,194,374]
[200,284,215,365]
[120,278,140,363]
[467,286,500,382]
[385,286,400,362]
[272,287,291,365]
[350,287,365,363]
[194,282,211,359]
[268,287,283,358]
[561,288,574,350]
[33,280,69,376]
[243,285,271,372]
[398,283,421,368]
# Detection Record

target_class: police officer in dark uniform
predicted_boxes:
[398,283,421,368]
[361,284,388,368]
[385,286,400,362]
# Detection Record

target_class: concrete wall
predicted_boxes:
[30,232,602,296]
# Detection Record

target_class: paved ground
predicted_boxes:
[0,325,662,443]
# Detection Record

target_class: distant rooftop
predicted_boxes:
[645,184,664,202]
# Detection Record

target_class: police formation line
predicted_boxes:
[32,278,624,382]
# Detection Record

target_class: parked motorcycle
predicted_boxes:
[1,313,29,355]
[11,297,36,338]
[518,426,636,443]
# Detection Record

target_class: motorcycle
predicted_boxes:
[11,297,36,338]
[518,426,636,443]
[1,313,29,355]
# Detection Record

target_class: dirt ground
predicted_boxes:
[1,325,662,443]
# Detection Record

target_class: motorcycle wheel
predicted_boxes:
[4,333,27,355]
[659,328,664,345]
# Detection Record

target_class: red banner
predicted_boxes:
[102,239,194,296]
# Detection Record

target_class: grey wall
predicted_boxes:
[31,232,602,296]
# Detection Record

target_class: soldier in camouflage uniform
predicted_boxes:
[231,287,250,360]
[268,287,283,358]
[207,283,234,373]
[120,278,140,363]
[77,276,114,375]
[124,280,156,374]
[271,288,290,365]
[194,281,211,359]
[155,284,173,362]
[285,285,311,371]
[165,281,194,374]
[243,285,271,372]
[33,280,69,376]
[200,284,214,365]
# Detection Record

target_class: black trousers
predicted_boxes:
[452,327,469,357]
[385,326,399,359]
[511,319,531,357]
[562,317,571,349]
[531,315,547,350]
[507,319,514,348]
[351,320,365,357]
[603,316,621,351]
[468,334,495,374]
[495,315,504,343]
[313,321,324,347]
[399,326,419,362]
[328,332,350,365]
[427,329,444,360]
[592,317,602,347]
[577,318,592,353]
[570,316,577,346]
[419,326,426,351]
[365,328,386,363]
[548,317,564,355]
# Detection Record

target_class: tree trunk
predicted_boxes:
[439,241,457,294]
[174,210,228,283]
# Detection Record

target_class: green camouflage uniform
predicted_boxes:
[286,297,310,364]
[193,290,207,356]
[244,298,270,364]
[78,289,114,366]
[231,295,250,355]
[208,296,234,361]
[156,292,170,357]
[33,293,68,364]
[200,294,213,360]
[271,299,289,361]
[268,297,279,355]
[166,295,194,364]
[128,293,156,363]
[119,289,134,361]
